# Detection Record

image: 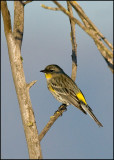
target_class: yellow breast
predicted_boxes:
[45,73,52,79]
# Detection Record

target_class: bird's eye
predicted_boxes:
[50,70,54,72]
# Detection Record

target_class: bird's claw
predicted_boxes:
[54,104,67,116]
[58,104,67,111]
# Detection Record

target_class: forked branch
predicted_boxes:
[70,1,113,51]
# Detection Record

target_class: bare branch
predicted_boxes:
[41,4,60,11]
[2,1,42,158]
[69,1,113,73]
[39,104,67,141]
[1,1,12,36]
[4,34,42,159]
[70,1,113,51]
[53,1,113,72]
[27,80,37,89]
[13,1,24,48]
[67,2,77,81]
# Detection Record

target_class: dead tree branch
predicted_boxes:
[53,1,113,73]
[70,1,113,51]
[1,1,42,159]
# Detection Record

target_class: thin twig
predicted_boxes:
[53,1,112,56]
[67,2,77,81]
[41,4,60,11]
[27,80,37,89]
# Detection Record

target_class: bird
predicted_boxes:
[40,64,103,127]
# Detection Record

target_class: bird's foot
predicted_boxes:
[58,104,67,111]
[54,104,67,116]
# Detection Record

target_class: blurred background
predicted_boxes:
[1,1,113,159]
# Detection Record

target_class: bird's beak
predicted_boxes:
[40,69,46,73]
[40,69,49,73]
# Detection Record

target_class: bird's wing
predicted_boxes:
[50,78,87,114]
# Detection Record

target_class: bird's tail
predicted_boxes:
[81,103,103,127]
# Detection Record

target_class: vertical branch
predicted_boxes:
[13,1,24,48]
[1,1,42,159]
[67,1,77,81]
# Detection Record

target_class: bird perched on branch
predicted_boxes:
[40,64,103,127]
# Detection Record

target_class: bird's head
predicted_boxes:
[40,64,64,79]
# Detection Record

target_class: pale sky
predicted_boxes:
[1,1,113,159]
